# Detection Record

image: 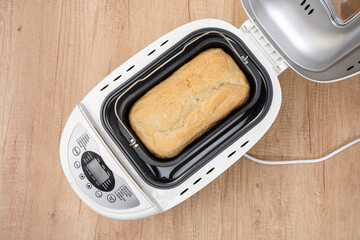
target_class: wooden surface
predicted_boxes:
[1,1,360,239]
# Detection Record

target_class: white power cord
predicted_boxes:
[244,137,360,165]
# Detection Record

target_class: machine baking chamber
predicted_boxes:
[101,28,273,189]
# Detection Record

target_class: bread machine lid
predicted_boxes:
[241,0,360,82]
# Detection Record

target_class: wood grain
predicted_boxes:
[1,0,359,239]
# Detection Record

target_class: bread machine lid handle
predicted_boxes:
[241,0,360,82]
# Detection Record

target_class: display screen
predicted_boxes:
[87,159,109,185]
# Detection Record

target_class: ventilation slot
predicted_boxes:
[127,65,135,72]
[300,1,314,15]
[160,40,168,46]
[114,75,122,81]
[206,167,215,174]
[241,141,249,148]
[193,178,202,185]
[100,85,109,91]
[180,188,188,195]
[180,167,216,195]
[228,151,236,158]
[148,49,156,56]
[347,65,354,71]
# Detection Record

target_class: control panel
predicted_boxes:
[67,123,140,209]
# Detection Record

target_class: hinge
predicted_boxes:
[241,20,288,75]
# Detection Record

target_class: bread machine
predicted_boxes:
[59,0,360,220]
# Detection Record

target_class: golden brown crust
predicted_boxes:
[128,48,250,159]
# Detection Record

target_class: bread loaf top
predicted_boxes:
[129,48,250,159]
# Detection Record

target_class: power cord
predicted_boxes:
[244,137,360,165]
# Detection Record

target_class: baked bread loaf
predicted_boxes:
[129,48,250,159]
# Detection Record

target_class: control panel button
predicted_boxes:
[107,194,116,203]
[79,173,85,180]
[95,191,103,198]
[74,161,80,169]
[72,146,81,156]
[86,183,92,189]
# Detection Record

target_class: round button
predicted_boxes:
[95,191,103,198]
[107,194,116,203]
[72,146,81,156]
[74,161,80,169]
[86,183,92,189]
[79,173,85,180]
